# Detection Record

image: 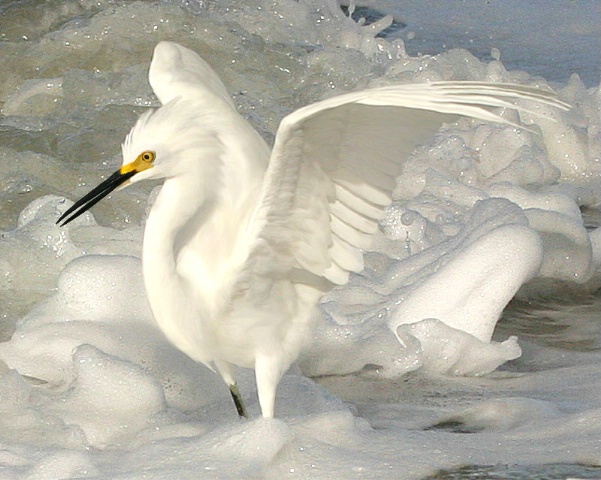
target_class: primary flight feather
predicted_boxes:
[58,41,568,418]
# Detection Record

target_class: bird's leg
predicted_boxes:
[215,360,248,418]
[228,382,248,418]
[255,355,285,419]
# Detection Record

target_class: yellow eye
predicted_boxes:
[141,151,155,163]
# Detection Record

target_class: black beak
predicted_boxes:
[57,169,136,226]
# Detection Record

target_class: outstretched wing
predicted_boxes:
[237,82,568,291]
[242,82,569,287]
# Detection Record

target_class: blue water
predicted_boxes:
[352,0,600,87]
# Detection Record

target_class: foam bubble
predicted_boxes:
[391,222,543,342]
[525,208,593,282]
[0,195,87,292]
[55,255,149,323]
[396,319,521,376]
[24,451,98,480]
[434,397,563,431]
[52,344,166,446]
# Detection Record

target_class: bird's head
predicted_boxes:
[56,101,194,226]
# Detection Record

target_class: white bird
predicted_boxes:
[57,41,567,418]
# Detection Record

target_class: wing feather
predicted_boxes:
[149,41,235,109]
[329,201,379,234]
[334,184,385,219]
[239,81,568,287]
[330,215,372,249]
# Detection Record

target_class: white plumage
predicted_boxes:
[58,41,568,418]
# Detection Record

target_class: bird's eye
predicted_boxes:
[141,151,155,163]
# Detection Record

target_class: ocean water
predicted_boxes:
[0,1,599,479]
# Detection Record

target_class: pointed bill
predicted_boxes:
[56,151,155,226]
[56,169,136,226]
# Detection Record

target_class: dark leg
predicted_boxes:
[229,383,248,418]
[216,360,248,418]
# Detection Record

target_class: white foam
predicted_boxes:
[0,195,87,292]
[53,344,166,446]
[390,221,543,342]
[396,319,521,376]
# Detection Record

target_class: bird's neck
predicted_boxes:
[140,176,212,353]
[142,171,260,322]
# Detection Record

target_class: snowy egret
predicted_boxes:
[57,41,567,418]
